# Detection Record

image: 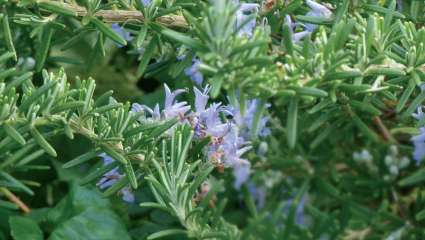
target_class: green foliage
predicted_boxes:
[0,0,425,239]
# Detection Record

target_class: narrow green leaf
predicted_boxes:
[35,26,54,72]
[38,2,77,17]
[398,167,425,187]
[2,8,16,61]
[295,87,328,97]
[100,144,127,164]
[137,35,158,77]
[123,161,138,189]
[287,97,298,149]
[90,17,127,46]
[396,79,415,113]
[147,229,187,240]
[51,101,85,114]
[63,150,99,168]
[352,114,379,142]
[136,25,148,48]
[3,123,25,145]
[30,127,57,157]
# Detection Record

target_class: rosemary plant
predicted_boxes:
[0,0,425,239]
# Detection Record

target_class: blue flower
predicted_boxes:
[132,103,161,120]
[412,106,425,121]
[132,84,190,121]
[97,154,135,203]
[304,0,332,32]
[141,0,152,6]
[235,1,260,37]
[411,127,425,165]
[284,15,310,43]
[111,23,133,47]
[163,84,191,119]
[184,58,204,85]
[227,99,270,139]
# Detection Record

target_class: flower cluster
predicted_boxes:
[131,84,269,189]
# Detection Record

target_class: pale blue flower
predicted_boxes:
[412,106,425,121]
[185,58,204,85]
[235,2,260,37]
[411,127,425,165]
[97,154,135,203]
[111,23,133,47]
[227,99,270,139]
[163,84,191,119]
[304,0,332,32]
[284,15,310,43]
[141,0,152,6]
[132,103,161,120]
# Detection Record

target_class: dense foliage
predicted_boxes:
[0,0,425,239]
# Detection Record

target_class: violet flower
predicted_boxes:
[304,0,332,32]
[132,84,190,121]
[141,0,152,6]
[411,106,425,165]
[111,23,133,47]
[184,58,204,85]
[284,15,310,43]
[97,154,135,203]
[235,1,260,37]
[411,127,425,165]
[227,99,270,139]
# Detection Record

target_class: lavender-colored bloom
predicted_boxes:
[284,15,310,43]
[111,23,133,47]
[413,106,425,121]
[132,103,161,120]
[227,99,270,139]
[304,0,332,32]
[163,84,191,119]
[121,187,135,203]
[141,0,152,6]
[204,103,230,138]
[97,154,135,203]
[411,127,425,165]
[235,2,260,37]
[185,58,204,85]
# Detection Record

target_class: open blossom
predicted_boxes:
[97,154,135,203]
[234,1,260,37]
[304,0,332,32]
[132,84,190,121]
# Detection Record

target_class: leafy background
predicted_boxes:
[0,0,425,239]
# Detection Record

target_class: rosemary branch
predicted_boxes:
[39,1,188,28]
